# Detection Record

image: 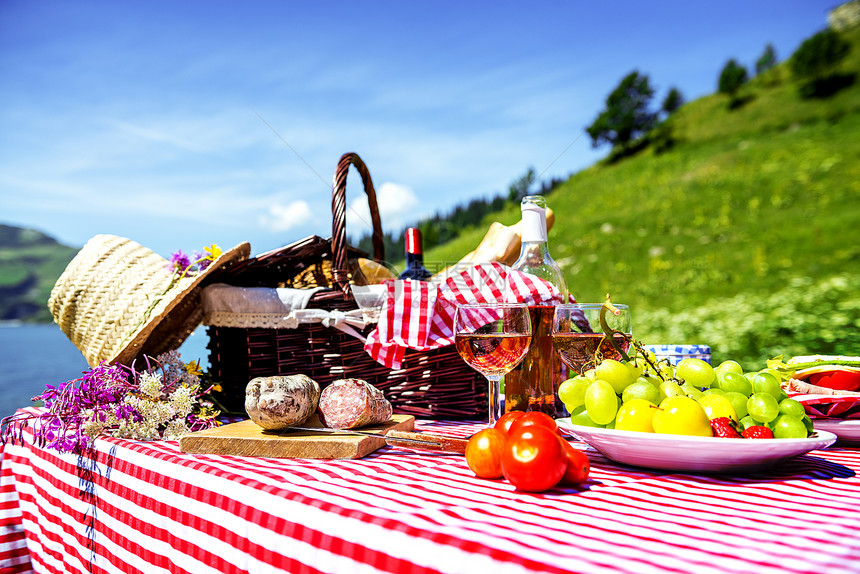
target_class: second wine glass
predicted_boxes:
[552,303,633,376]
[454,303,532,425]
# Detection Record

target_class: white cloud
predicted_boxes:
[345,182,420,238]
[259,200,314,233]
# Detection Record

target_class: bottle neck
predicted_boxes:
[516,241,553,270]
[520,203,548,243]
[519,240,551,256]
[405,228,423,255]
[405,252,425,266]
[400,227,432,280]
[514,197,568,302]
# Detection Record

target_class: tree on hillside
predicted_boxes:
[756,44,778,76]
[790,29,852,98]
[718,59,749,108]
[649,87,684,155]
[661,87,684,116]
[586,70,658,155]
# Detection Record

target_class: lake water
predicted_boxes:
[0,324,210,421]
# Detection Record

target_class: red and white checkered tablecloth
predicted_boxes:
[2,409,860,574]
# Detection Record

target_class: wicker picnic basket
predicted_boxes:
[205,152,487,418]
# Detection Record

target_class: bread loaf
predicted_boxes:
[432,208,555,281]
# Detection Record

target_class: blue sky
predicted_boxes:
[0,0,838,259]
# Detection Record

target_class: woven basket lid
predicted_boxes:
[48,234,251,367]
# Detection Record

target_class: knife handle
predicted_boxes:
[385,431,469,454]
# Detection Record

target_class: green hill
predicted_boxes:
[423,26,860,368]
[0,224,78,322]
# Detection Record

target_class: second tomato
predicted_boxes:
[494,411,526,436]
[507,411,561,436]
[559,440,590,485]
[501,425,567,492]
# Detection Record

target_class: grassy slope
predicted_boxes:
[0,229,78,322]
[423,27,860,365]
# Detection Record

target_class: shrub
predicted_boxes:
[661,87,684,116]
[756,44,778,76]
[791,29,851,80]
[718,59,749,108]
[791,29,852,97]
[636,274,860,369]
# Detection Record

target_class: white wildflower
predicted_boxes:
[115,417,158,441]
[137,397,174,427]
[102,409,119,427]
[162,419,190,441]
[169,385,194,418]
[80,409,106,439]
[139,372,163,399]
[57,351,218,445]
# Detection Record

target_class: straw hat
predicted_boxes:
[49,234,251,367]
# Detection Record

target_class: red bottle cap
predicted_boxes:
[405,228,423,255]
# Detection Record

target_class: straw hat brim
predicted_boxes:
[49,235,250,367]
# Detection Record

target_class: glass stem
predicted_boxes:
[487,375,502,426]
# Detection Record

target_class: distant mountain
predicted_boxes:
[0,224,78,322]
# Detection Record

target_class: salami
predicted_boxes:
[245,374,321,430]
[318,378,393,429]
[784,378,860,396]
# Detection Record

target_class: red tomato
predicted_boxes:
[465,428,507,479]
[809,370,860,392]
[508,411,561,436]
[494,411,526,436]
[559,439,590,486]
[500,425,567,492]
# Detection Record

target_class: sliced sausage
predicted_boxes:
[318,378,392,429]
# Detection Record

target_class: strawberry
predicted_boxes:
[710,417,742,438]
[741,425,774,439]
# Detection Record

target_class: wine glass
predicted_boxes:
[454,303,532,425]
[552,303,632,376]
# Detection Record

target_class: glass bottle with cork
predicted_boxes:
[505,195,569,417]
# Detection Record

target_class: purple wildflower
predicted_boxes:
[115,403,142,423]
[168,250,192,274]
[192,251,213,272]
[186,412,218,433]
[2,352,220,454]
[76,363,132,407]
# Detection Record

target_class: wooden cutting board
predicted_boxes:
[179,414,415,459]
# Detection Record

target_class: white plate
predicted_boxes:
[811,419,860,444]
[557,419,837,473]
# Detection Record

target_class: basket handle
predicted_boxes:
[331,152,385,294]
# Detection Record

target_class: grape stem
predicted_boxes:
[598,295,631,362]
[593,295,684,386]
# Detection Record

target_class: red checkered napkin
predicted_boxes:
[790,393,860,419]
[364,263,564,369]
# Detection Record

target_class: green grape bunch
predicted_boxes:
[558,322,814,439]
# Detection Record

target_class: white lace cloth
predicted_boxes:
[201,283,385,341]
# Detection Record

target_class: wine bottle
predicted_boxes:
[398,228,433,280]
[505,195,569,417]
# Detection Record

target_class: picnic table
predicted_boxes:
[2,413,859,574]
